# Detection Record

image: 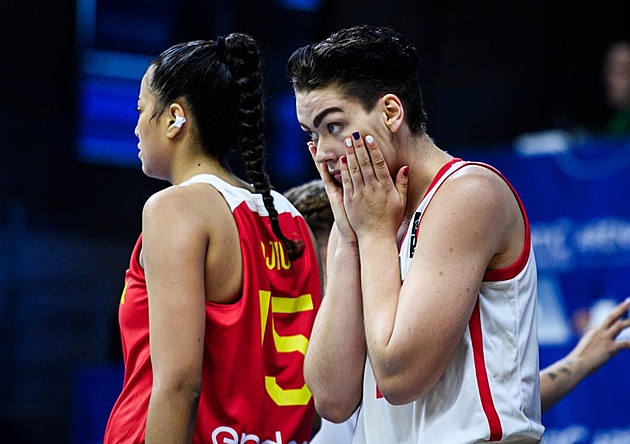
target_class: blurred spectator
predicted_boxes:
[603,40,630,136]
[515,39,630,154]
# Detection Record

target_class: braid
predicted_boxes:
[223,33,304,261]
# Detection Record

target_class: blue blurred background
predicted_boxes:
[1,1,630,443]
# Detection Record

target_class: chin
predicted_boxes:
[141,165,163,181]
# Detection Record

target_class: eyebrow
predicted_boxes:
[306,107,344,129]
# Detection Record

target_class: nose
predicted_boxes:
[134,124,139,139]
[313,139,338,165]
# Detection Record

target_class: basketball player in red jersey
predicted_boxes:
[104,34,321,444]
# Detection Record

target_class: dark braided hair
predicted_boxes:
[148,34,304,261]
[222,33,304,260]
[287,24,427,134]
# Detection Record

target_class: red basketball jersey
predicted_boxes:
[104,174,321,444]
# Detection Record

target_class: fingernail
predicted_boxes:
[352,131,360,140]
[345,138,353,147]
[403,166,409,177]
[341,155,347,164]
[365,135,374,144]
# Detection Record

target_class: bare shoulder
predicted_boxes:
[140,182,244,303]
[449,163,512,196]
[419,163,523,254]
[142,183,232,232]
[434,164,519,215]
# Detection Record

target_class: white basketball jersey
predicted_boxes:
[353,159,544,444]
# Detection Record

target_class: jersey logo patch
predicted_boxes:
[409,211,422,258]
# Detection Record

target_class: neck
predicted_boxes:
[404,136,453,219]
[171,152,237,187]
[399,134,453,230]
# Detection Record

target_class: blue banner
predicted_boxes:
[466,134,630,443]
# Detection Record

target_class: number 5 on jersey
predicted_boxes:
[260,290,313,406]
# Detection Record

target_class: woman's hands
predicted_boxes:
[310,132,408,243]
[309,141,356,245]
[339,132,408,241]
[540,298,630,412]
[568,298,630,377]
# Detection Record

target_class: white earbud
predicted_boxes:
[173,116,187,128]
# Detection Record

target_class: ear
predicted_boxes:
[380,94,405,134]
[166,102,187,139]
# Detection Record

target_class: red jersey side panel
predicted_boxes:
[104,234,151,443]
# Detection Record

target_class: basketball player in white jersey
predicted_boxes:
[284,179,630,444]
[287,24,542,443]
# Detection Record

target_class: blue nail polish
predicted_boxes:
[352,132,360,140]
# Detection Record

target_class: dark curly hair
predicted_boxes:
[148,34,304,260]
[287,24,427,134]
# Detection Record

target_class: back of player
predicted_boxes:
[105,34,320,444]
[187,174,321,444]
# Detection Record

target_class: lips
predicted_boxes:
[329,170,342,186]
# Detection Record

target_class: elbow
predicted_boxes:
[305,371,359,423]
[373,362,443,406]
[371,337,457,404]
[304,362,360,423]
[153,371,202,404]
[373,375,418,405]
[378,384,426,406]
[306,379,359,423]
[313,396,358,424]
[376,377,438,406]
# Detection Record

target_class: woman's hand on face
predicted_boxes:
[308,141,357,245]
[339,132,409,241]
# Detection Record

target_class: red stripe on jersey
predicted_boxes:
[466,162,531,282]
[422,158,463,201]
[397,158,462,252]
[469,299,503,441]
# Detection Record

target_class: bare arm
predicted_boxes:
[540,298,630,412]
[142,188,207,444]
[342,135,518,404]
[303,142,366,423]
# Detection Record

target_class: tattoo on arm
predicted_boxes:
[559,366,572,376]
[545,359,573,381]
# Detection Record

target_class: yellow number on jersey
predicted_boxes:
[260,290,314,406]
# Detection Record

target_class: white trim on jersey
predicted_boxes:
[179,174,301,217]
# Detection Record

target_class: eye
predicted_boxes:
[327,123,342,134]
[306,131,319,143]
[135,106,141,113]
